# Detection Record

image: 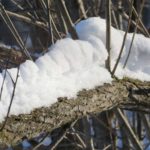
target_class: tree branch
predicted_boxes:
[0,78,149,145]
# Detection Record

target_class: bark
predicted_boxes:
[0,78,150,145]
[0,45,26,69]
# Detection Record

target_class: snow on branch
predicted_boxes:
[0,17,150,146]
[0,78,150,144]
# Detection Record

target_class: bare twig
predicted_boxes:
[140,114,150,141]
[25,0,39,19]
[56,0,78,39]
[106,112,116,150]
[105,0,112,73]
[69,128,87,149]
[0,3,32,60]
[6,10,48,30]
[111,8,119,29]
[115,108,143,150]
[0,65,8,102]
[128,0,150,37]
[0,66,20,131]
[74,8,90,25]
[50,120,78,150]
[123,0,146,68]
[77,0,87,19]
[46,0,54,44]
[117,0,123,30]
[10,0,35,19]
[112,0,134,76]
[50,15,62,39]
[103,144,111,150]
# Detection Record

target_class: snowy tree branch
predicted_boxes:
[0,78,149,145]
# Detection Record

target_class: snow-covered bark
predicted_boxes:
[0,78,150,145]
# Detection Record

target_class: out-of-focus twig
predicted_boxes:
[0,3,32,60]
[123,0,146,68]
[0,66,20,131]
[46,0,54,44]
[128,0,150,37]
[77,0,87,19]
[112,0,134,76]
[56,0,78,39]
[115,108,143,150]
[105,0,112,73]
[6,10,48,30]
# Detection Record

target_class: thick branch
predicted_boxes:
[0,78,150,144]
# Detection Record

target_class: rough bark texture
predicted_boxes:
[0,78,150,145]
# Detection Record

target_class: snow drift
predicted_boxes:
[0,17,150,122]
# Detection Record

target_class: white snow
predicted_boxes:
[0,17,150,122]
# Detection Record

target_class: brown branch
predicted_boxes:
[0,78,149,145]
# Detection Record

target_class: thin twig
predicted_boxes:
[105,0,112,73]
[106,112,116,150]
[128,0,150,37]
[56,0,78,39]
[50,120,78,150]
[25,0,39,19]
[6,10,48,31]
[123,0,145,68]
[0,3,33,61]
[77,0,87,19]
[46,0,54,44]
[71,126,87,148]
[111,8,119,29]
[0,66,20,131]
[0,65,8,102]
[10,0,35,19]
[112,0,134,76]
[50,15,62,39]
[0,51,14,101]
[140,114,150,141]
[115,108,143,150]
